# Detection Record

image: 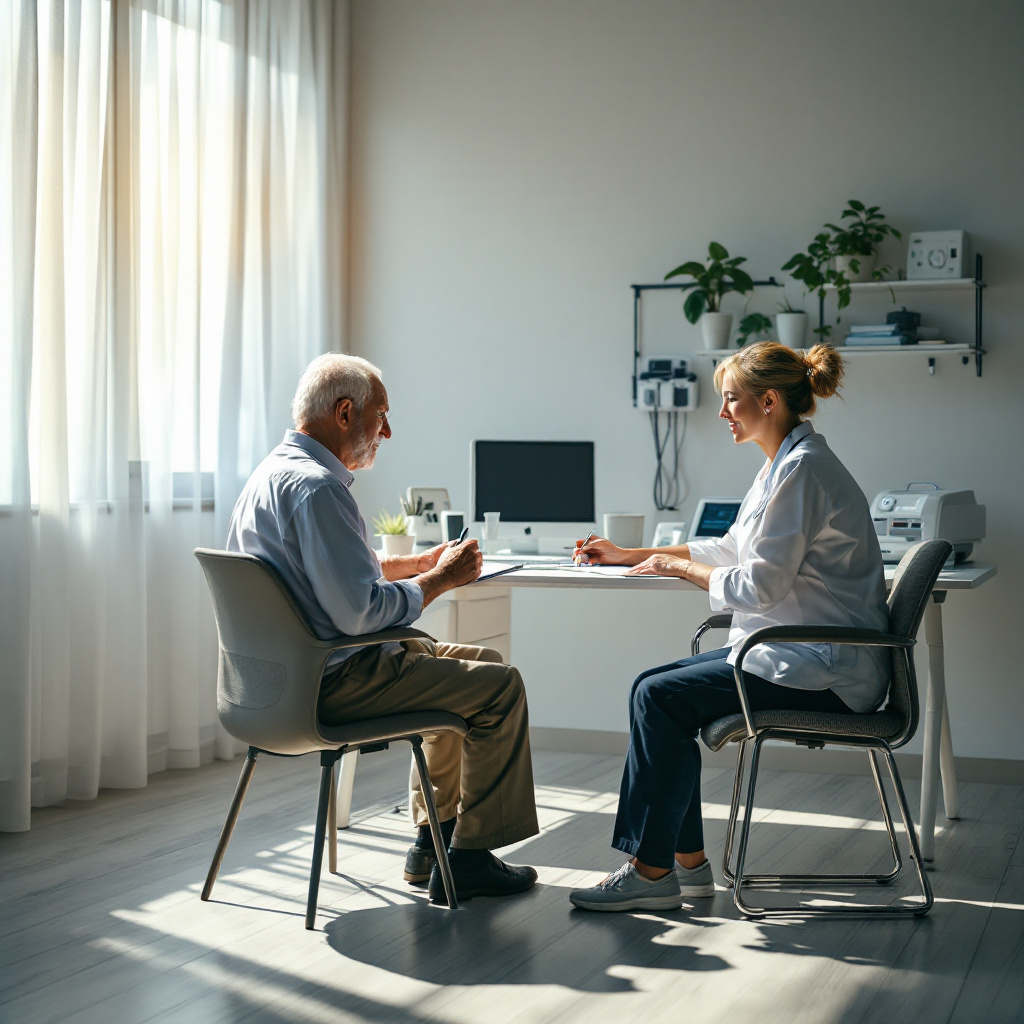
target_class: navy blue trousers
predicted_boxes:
[611,648,850,869]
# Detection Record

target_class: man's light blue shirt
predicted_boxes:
[226,430,424,667]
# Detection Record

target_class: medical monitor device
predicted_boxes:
[471,440,595,551]
[687,498,742,542]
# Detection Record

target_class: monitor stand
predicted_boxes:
[506,535,539,555]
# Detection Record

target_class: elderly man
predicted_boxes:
[226,353,539,901]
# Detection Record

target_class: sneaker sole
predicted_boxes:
[677,883,716,899]
[569,893,683,912]
[404,869,433,885]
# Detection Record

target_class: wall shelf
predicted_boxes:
[816,253,987,376]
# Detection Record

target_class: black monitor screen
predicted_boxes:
[473,441,595,523]
[695,501,741,538]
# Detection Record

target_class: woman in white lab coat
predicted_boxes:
[568,342,889,913]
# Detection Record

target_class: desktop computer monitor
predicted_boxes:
[471,440,595,551]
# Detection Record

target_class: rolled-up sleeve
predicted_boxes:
[709,464,827,614]
[294,487,423,636]
[687,524,740,568]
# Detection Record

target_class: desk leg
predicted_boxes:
[940,697,960,820]
[335,749,359,830]
[919,592,948,861]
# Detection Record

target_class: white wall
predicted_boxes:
[347,0,1024,761]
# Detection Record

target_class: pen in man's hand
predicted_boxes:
[450,525,469,547]
[574,528,596,565]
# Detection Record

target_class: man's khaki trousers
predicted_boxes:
[318,639,538,851]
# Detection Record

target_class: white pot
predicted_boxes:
[701,311,733,350]
[380,533,415,557]
[775,311,808,348]
[404,514,426,542]
[834,253,875,282]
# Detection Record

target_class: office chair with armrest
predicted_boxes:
[194,547,467,929]
[691,539,951,918]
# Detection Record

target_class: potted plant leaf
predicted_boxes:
[775,295,808,348]
[736,312,773,347]
[665,241,754,349]
[372,508,415,557]
[782,200,901,338]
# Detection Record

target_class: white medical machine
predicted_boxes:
[870,483,985,564]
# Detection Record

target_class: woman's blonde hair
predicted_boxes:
[713,342,844,417]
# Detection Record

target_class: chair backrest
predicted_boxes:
[195,548,338,755]
[883,539,953,743]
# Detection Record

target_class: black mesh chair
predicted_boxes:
[195,548,467,929]
[693,539,951,918]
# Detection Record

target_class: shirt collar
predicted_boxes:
[283,429,354,488]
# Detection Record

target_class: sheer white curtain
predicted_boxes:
[0,0,347,832]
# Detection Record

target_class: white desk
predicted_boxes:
[338,561,995,862]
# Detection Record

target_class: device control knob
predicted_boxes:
[878,496,897,512]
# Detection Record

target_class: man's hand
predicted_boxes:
[415,542,448,574]
[418,539,483,607]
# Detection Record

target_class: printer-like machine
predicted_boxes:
[870,483,985,565]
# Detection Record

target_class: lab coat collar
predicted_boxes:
[749,420,816,520]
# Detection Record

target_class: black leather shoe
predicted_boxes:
[427,851,538,903]
[404,844,437,885]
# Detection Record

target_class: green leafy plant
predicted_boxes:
[781,200,901,338]
[665,241,754,324]
[826,199,902,259]
[736,312,774,346]
[371,509,409,535]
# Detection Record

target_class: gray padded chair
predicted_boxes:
[692,539,952,918]
[194,547,467,929]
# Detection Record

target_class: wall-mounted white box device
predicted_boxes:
[906,230,969,280]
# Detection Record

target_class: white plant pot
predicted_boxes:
[701,311,733,350]
[775,311,808,348]
[834,253,875,282]
[380,533,415,557]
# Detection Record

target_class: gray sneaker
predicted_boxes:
[674,858,715,898]
[569,862,683,912]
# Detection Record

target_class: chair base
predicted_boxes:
[723,732,934,919]
[202,738,459,930]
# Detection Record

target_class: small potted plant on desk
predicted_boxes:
[372,508,415,558]
[782,199,901,338]
[665,241,754,349]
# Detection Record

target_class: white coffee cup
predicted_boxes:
[603,513,645,548]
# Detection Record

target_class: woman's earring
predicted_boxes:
[764,406,770,416]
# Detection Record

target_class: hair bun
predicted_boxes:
[803,344,845,399]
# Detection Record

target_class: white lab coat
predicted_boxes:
[687,421,890,713]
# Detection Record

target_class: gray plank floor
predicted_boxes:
[1,748,1022,1024]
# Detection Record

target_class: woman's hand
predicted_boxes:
[625,553,689,577]
[574,536,639,565]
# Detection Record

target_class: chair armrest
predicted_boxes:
[691,613,734,656]
[318,626,437,654]
[731,624,915,741]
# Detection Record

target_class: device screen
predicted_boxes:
[472,441,595,523]
[695,501,741,538]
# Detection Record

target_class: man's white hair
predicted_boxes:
[291,353,383,427]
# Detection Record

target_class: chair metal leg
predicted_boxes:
[731,736,933,918]
[202,747,260,901]
[722,738,748,886]
[880,747,934,916]
[411,738,459,910]
[868,748,902,884]
[328,759,338,874]
[306,751,341,930]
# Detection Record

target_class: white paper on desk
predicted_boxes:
[567,564,634,576]
[475,562,524,580]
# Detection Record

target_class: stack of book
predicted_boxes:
[843,324,917,346]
